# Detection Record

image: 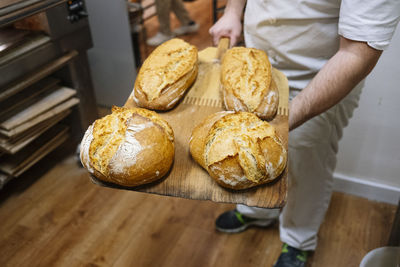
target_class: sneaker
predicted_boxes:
[215,209,275,233]
[173,22,199,36]
[146,32,174,46]
[273,243,309,267]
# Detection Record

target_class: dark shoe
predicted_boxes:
[215,209,275,233]
[273,243,309,267]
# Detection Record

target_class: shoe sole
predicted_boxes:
[173,25,199,36]
[174,30,198,36]
[215,219,275,234]
[146,34,175,46]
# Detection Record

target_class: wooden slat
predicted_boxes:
[0,109,67,144]
[0,97,79,138]
[0,0,66,27]
[0,0,26,10]
[0,50,78,101]
[91,45,289,208]
[12,132,68,177]
[0,86,76,130]
[0,124,69,176]
[0,27,30,55]
[0,0,43,15]
[0,172,11,189]
[0,76,60,119]
[0,34,50,65]
[0,110,71,154]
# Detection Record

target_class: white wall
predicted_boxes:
[85,0,136,107]
[335,27,400,203]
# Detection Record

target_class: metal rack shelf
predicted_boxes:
[0,0,98,188]
[0,0,66,27]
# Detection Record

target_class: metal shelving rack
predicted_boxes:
[0,0,98,187]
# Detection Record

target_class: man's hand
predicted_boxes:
[209,13,242,47]
[209,0,246,47]
[289,36,382,130]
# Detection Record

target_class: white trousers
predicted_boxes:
[237,82,363,251]
[239,0,364,252]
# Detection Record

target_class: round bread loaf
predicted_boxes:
[132,38,198,110]
[221,47,279,121]
[80,106,174,187]
[189,111,286,190]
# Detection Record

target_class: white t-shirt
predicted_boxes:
[244,0,400,90]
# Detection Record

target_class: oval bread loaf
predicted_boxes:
[132,38,198,110]
[80,106,174,187]
[189,111,286,190]
[221,47,279,121]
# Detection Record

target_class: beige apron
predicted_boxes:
[237,0,364,250]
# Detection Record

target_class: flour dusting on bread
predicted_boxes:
[80,124,94,174]
[107,121,154,175]
[190,111,286,190]
[221,47,279,120]
[80,106,174,187]
[133,38,198,110]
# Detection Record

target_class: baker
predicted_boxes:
[209,1,400,266]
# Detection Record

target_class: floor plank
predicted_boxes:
[0,151,396,267]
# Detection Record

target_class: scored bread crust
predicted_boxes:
[190,111,234,170]
[221,47,279,121]
[80,106,174,187]
[133,38,198,110]
[189,111,286,190]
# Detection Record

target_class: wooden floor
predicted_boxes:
[0,147,396,267]
[0,1,396,266]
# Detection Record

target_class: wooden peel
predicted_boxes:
[216,37,230,60]
[92,40,289,209]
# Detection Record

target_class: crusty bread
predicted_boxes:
[132,38,198,110]
[80,106,174,187]
[221,47,279,120]
[189,111,286,190]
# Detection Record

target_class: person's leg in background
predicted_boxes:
[147,0,199,46]
[171,0,192,27]
[147,0,174,46]
[171,0,199,36]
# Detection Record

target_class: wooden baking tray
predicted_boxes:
[91,40,289,208]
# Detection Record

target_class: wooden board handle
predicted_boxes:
[216,37,230,60]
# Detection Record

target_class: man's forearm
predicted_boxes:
[289,37,382,130]
[224,0,246,19]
